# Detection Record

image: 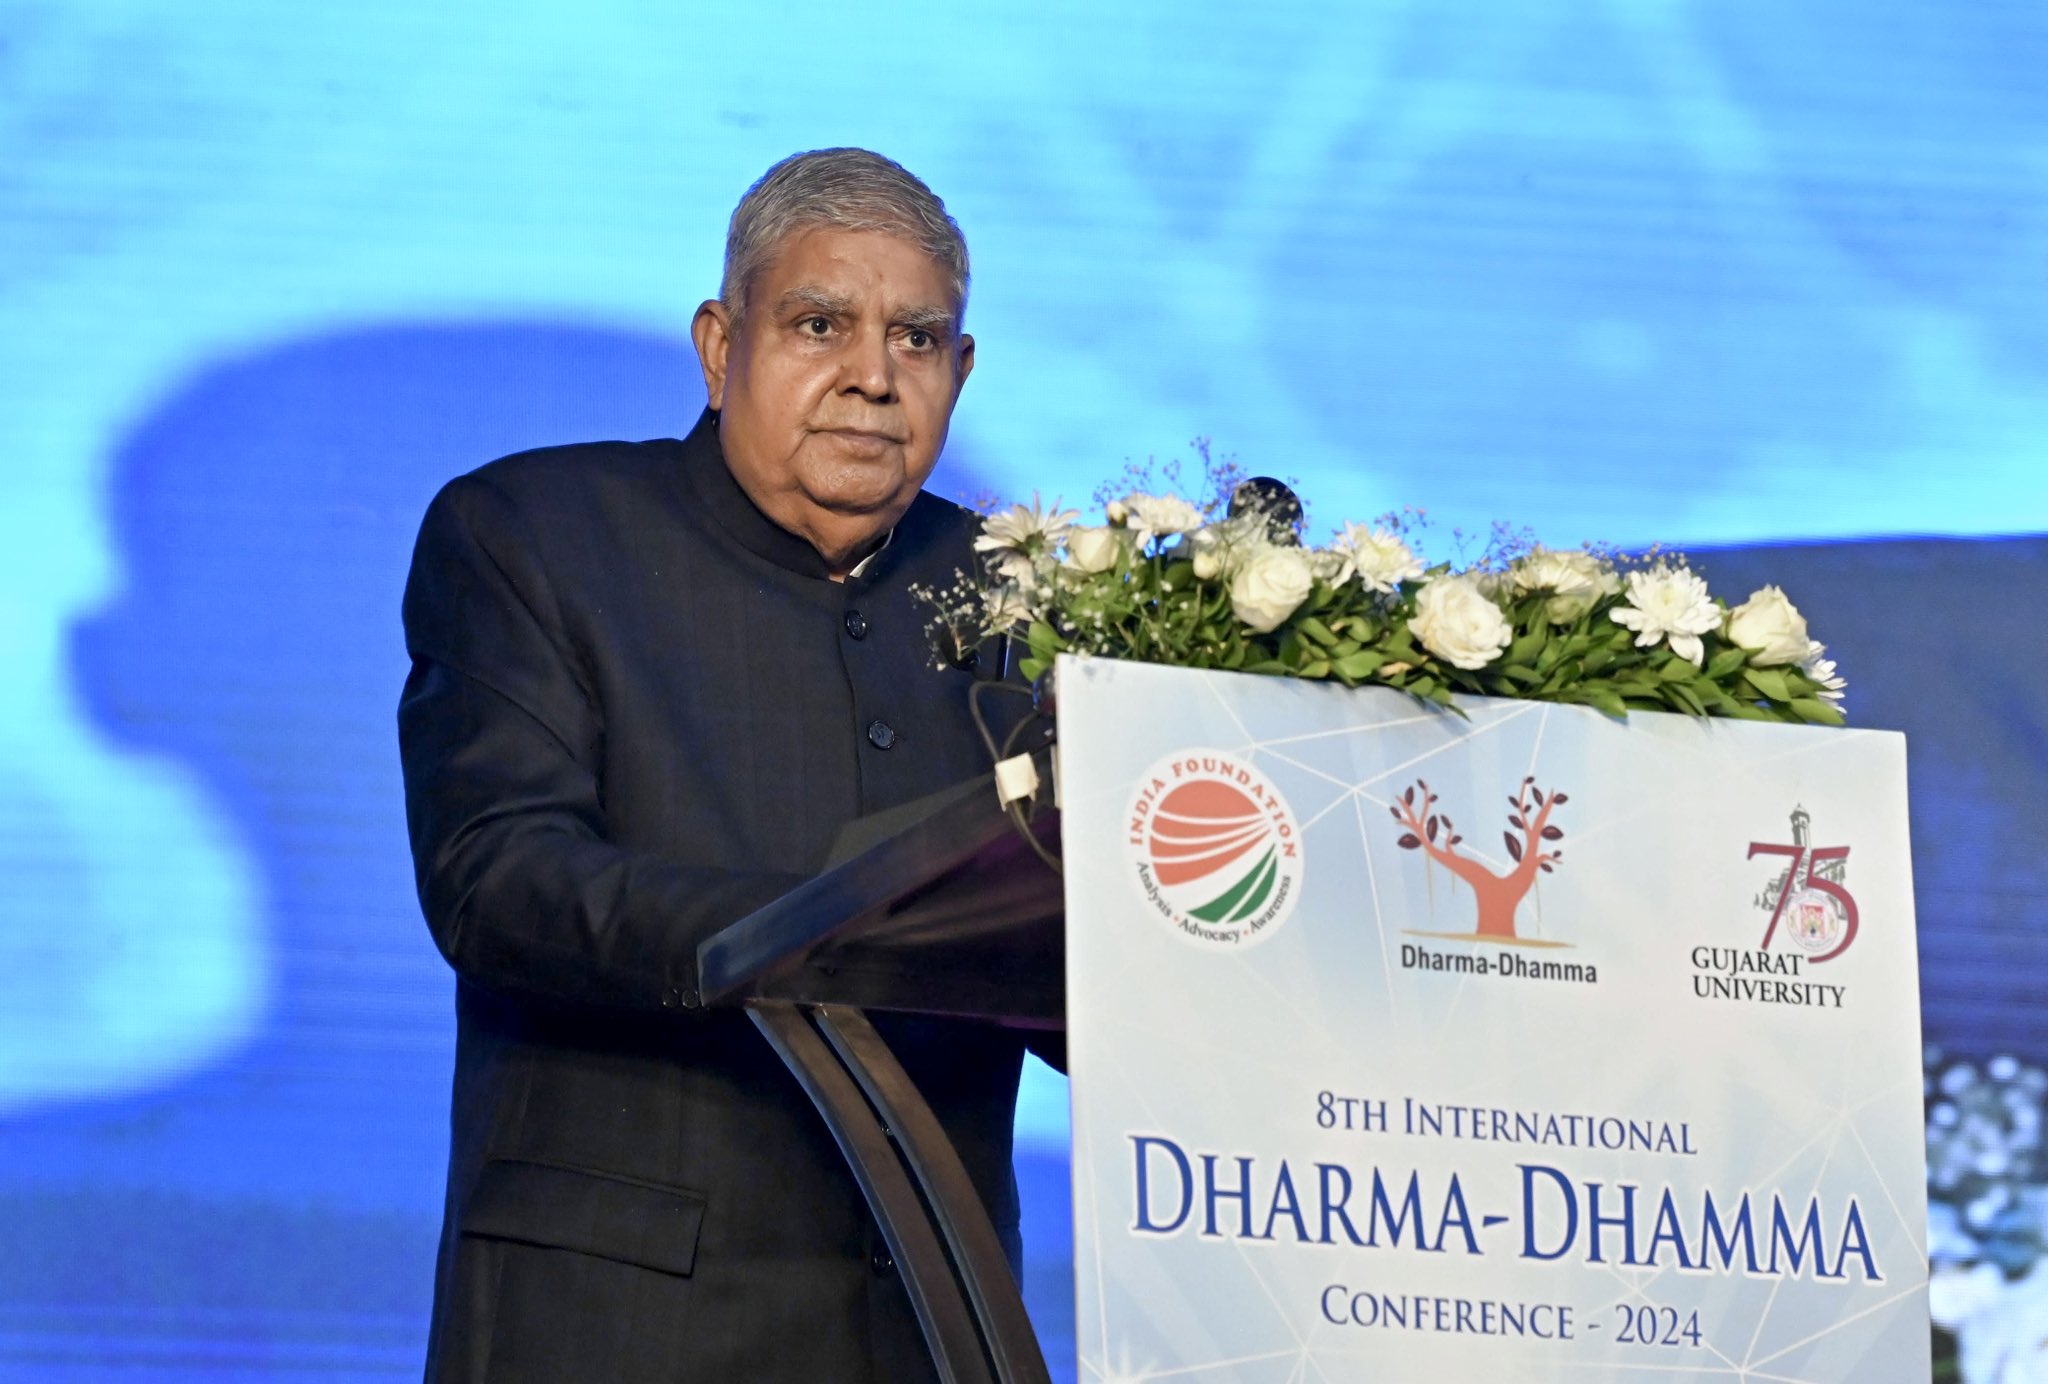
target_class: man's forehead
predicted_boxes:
[755,226,960,318]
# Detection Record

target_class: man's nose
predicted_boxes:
[838,324,894,401]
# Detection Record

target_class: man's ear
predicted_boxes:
[953,332,975,399]
[691,299,733,410]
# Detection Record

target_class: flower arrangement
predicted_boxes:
[923,456,1846,724]
[1925,1046,2048,1381]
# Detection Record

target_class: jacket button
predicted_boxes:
[867,720,896,750]
[844,609,869,640]
[870,1246,895,1275]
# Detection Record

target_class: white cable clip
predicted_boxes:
[994,752,1041,807]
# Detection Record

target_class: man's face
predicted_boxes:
[693,226,974,574]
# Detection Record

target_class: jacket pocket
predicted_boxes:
[460,1158,707,1277]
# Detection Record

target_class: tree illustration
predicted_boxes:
[1388,776,1567,941]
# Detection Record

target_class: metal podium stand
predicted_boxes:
[696,771,1063,1384]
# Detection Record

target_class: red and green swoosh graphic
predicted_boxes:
[1148,780,1282,923]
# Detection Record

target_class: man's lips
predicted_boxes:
[819,426,905,444]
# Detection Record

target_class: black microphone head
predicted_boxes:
[1228,476,1304,545]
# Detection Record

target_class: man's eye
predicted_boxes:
[802,316,831,335]
[905,329,934,350]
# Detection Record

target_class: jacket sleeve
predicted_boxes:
[397,472,806,1011]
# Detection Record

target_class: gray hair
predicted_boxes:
[720,148,970,327]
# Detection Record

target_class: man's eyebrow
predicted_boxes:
[776,285,855,317]
[895,304,959,336]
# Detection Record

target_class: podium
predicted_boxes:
[1055,659,1930,1383]
[698,657,1934,1383]
[695,766,1064,1384]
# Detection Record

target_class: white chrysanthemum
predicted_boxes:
[1329,523,1424,594]
[1802,641,1846,703]
[1409,573,1512,669]
[1511,546,1622,624]
[1117,492,1205,543]
[1610,564,1720,665]
[974,497,1077,558]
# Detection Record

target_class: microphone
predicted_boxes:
[1228,476,1304,545]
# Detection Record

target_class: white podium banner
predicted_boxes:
[1059,657,1930,1383]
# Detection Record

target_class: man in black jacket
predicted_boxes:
[399,148,1022,1382]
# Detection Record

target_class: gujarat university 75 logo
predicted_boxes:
[1125,749,1304,948]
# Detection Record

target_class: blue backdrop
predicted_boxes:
[2,2,2044,1379]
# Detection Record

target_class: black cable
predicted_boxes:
[966,681,1062,875]
[968,679,1033,767]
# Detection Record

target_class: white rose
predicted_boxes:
[1229,545,1314,633]
[1064,525,1125,574]
[1306,549,1350,584]
[1724,585,1810,666]
[1409,574,1512,670]
[1470,568,1512,602]
[1192,548,1222,580]
[1511,547,1622,624]
[982,583,1036,630]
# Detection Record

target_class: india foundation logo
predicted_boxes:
[1126,750,1303,948]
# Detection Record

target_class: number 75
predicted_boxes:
[1746,842,1858,962]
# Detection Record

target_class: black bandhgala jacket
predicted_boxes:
[398,410,1024,1383]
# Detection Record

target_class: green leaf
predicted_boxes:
[1299,657,1331,679]
[1506,628,1547,666]
[1744,666,1793,703]
[1704,646,1748,680]
[1567,684,1629,719]
[1663,682,1708,717]
[1333,649,1386,679]
[1789,697,1847,726]
[1018,656,1046,682]
[1298,616,1340,647]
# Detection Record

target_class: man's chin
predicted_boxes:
[799,460,925,517]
